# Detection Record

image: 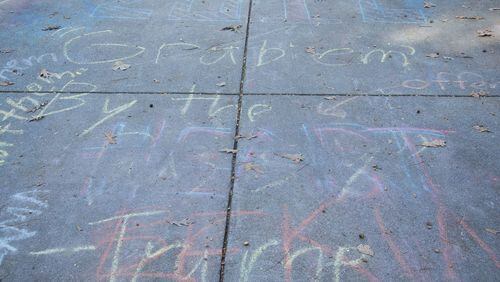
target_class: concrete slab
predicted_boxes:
[224,95,499,280]
[0,92,237,281]
[0,0,250,93]
[244,0,499,95]
[1,1,499,281]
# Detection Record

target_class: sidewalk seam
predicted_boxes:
[1,91,497,98]
[219,0,253,281]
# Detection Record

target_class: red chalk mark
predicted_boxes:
[349,264,380,282]
[374,207,414,278]
[459,219,500,268]
[96,209,127,280]
[282,197,338,281]
[402,135,458,280]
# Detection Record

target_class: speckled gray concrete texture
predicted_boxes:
[0,0,499,281]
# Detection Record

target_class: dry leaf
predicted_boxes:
[26,101,48,113]
[470,90,488,98]
[473,125,491,133]
[39,69,51,78]
[112,61,131,71]
[423,2,435,8]
[485,228,498,235]
[244,163,263,173]
[357,244,374,256]
[28,115,45,122]
[280,153,304,163]
[477,29,493,37]
[42,25,61,31]
[0,81,14,86]
[104,132,117,144]
[456,16,484,20]
[221,24,242,32]
[420,139,446,148]
[305,47,316,54]
[170,218,193,227]
[426,52,440,58]
[220,148,238,154]
[235,134,258,140]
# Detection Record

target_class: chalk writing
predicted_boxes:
[0,190,49,265]
[312,45,415,67]
[0,53,57,80]
[63,30,146,65]
[80,98,137,136]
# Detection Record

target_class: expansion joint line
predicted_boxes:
[219,0,254,281]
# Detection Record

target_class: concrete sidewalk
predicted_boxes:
[0,1,498,281]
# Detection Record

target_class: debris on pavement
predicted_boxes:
[220,148,238,154]
[112,61,131,71]
[473,125,491,133]
[324,96,337,100]
[221,24,242,32]
[279,153,304,163]
[244,162,263,174]
[470,90,488,98]
[485,228,498,235]
[28,115,45,122]
[39,68,51,78]
[42,25,61,31]
[0,81,14,86]
[420,139,446,148]
[423,2,436,8]
[477,29,493,37]
[0,48,14,54]
[357,244,374,256]
[426,221,433,229]
[359,233,366,240]
[216,82,226,87]
[434,249,441,253]
[104,132,117,144]
[426,52,440,58]
[26,101,48,113]
[235,134,258,140]
[170,218,193,227]
[456,16,484,20]
[305,47,316,54]
[372,165,381,171]
[243,241,250,246]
